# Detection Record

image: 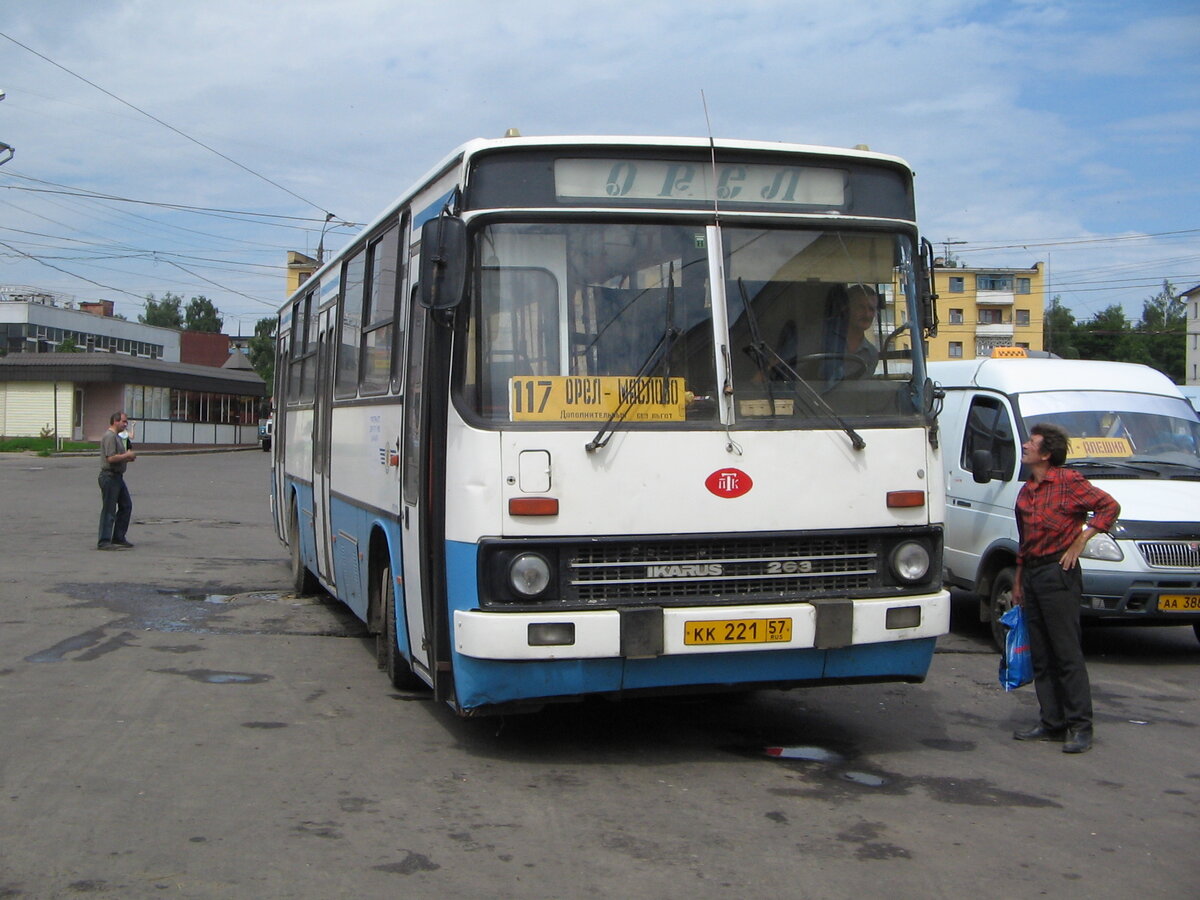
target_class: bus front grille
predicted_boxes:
[564,535,879,605]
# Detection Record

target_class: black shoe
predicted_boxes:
[112,539,134,549]
[97,541,113,550]
[1063,729,1093,754]
[1013,724,1067,742]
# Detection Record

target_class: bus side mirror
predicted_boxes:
[920,237,939,338]
[418,216,467,311]
[971,449,994,484]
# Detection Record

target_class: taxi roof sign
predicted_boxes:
[991,347,1028,358]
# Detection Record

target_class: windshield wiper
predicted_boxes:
[586,265,680,452]
[736,279,865,451]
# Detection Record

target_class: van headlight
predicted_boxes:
[889,541,931,584]
[1081,532,1123,562]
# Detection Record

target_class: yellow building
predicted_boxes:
[926,262,1045,360]
[286,251,319,298]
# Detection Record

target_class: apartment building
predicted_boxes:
[926,262,1045,361]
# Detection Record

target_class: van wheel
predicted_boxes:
[376,563,424,691]
[989,566,1016,651]
[289,502,318,596]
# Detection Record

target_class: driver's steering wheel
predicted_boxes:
[792,352,868,380]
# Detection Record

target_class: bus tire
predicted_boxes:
[989,565,1016,651]
[289,501,318,596]
[377,563,423,690]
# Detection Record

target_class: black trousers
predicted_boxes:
[1022,561,1092,732]
[98,471,132,544]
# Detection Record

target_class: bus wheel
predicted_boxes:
[289,502,318,596]
[1193,622,1200,645]
[377,563,423,691]
[989,566,1016,651]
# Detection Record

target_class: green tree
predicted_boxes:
[1043,295,1078,358]
[184,296,223,332]
[247,317,277,393]
[1074,304,1134,362]
[139,292,184,328]
[1134,280,1185,382]
[57,335,83,353]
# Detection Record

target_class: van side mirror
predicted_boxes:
[418,216,467,310]
[971,449,994,484]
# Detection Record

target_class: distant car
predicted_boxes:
[259,416,273,452]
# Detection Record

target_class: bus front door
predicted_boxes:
[400,299,432,682]
[312,308,336,583]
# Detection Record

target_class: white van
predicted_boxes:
[929,356,1200,647]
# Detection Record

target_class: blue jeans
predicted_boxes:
[98,471,132,544]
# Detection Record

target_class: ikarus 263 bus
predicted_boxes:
[271,134,950,715]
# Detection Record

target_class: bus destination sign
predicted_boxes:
[554,158,846,207]
[510,376,687,423]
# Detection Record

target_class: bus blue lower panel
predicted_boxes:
[446,540,937,711]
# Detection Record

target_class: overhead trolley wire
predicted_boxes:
[0,30,346,224]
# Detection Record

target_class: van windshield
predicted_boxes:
[1019,391,1200,472]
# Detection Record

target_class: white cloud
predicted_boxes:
[0,0,1195,324]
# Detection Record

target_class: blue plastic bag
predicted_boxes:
[998,605,1032,691]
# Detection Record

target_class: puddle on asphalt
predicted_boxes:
[24,584,365,661]
[153,667,272,685]
[841,771,889,787]
[159,589,285,605]
[764,745,844,763]
[763,745,890,790]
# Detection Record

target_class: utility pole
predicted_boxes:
[0,88,13,166]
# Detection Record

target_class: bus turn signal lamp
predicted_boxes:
[886,491,924,508]
[509,497,559,516]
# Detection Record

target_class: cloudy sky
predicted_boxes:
[1,0,1197,332]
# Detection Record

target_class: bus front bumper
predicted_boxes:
[454,592,950,661]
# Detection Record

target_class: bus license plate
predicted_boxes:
[684,618,792,646]
[1158,594,1200,612]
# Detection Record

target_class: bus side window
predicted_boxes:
[360,220,403,395]
[962,395,1015,481]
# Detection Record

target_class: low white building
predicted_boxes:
[0,289,181,361]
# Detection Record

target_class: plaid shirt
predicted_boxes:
[1015,466,1120,565]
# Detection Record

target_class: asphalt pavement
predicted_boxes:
[0,449,1197,899]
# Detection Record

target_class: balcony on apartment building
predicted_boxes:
[976,288,1015,306]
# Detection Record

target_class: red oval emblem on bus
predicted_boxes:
[705,468,753,498]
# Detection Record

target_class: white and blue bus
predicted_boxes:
[271,135,949,715]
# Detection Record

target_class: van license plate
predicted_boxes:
[1158,595,1200,612]
[683,618,792,645]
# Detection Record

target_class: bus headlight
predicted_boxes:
[1081,532,1123,562]
[889,541,931,584]
[509,553,552,598]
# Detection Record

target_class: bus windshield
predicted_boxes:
[460,221,925,428]
[1019,391,1200,473]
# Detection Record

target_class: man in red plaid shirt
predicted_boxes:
[1012,422,1119,754]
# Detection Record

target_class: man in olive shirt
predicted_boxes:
[98,411,136,550]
